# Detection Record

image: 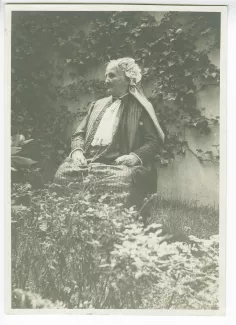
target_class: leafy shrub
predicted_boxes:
[12,183,219,309]
[11,134,37,171]
[12,289,65,309]
[11,134,46,188]
[111,227,219,309]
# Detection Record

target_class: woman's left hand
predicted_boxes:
[115,154,140,167]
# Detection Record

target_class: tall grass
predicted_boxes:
[149,196,219,239]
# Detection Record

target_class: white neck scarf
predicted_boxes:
[91,98,121,147]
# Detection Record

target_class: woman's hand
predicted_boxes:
[71,150,87,167]
[115,154,140,167]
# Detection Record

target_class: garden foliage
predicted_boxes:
[12,183,219,309]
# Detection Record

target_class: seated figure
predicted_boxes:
[54,57,164,212]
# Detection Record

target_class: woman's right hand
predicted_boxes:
[71,150,87,167]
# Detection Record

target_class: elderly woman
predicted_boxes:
[54,57,164,212]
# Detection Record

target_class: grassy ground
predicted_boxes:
[148,196,219,240]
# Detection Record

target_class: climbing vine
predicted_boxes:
[11,11,220,181]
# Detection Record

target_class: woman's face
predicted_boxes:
[105,63,129,97]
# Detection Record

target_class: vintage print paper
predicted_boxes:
[5,3,227,315]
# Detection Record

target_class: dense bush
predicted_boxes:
[12,183,219,309]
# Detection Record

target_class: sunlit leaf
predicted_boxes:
[11,147,21,155]
[12,156,38,166]
[21,139,34,145]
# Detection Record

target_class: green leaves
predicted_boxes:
[11,147,21,155]
[12,289,65,309]
[39,221,48,232]
[11,134,25,147]
[11,182,219,309]
[21,139,34,145]
[175,28,183,34]
[195,146,219,164]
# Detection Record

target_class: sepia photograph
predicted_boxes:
[5,3,227,314]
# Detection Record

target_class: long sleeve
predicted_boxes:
[133,110,163,165]
[70,101,95,153]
